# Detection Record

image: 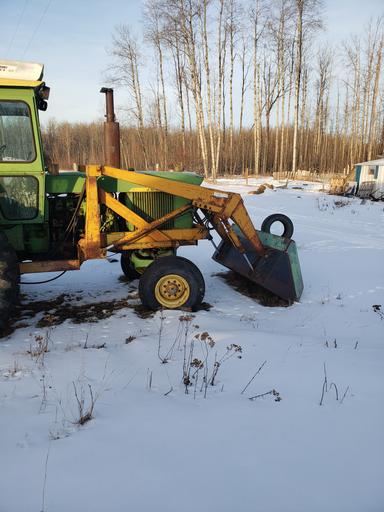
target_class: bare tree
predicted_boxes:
[226,0,240,173]
[46,2,383,179]
[171,26,187,166]
[291,0,322,173]
[180,0,209,176]
[314,46,333,169]
[251,0,264,174]
[367,18,384,159]
[108,25,149,169]
[144,0,169,169]
[261,56,280,172]
[238,33,251,173]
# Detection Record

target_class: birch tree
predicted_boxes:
[108,25,148,169]
[251,0,264,174]
[144,0,169,169]
[291,0,322,173]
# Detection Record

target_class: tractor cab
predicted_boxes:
[0,60,49,231]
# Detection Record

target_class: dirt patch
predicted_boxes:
[175,302,212,313]
[333,199,351,208]
[132,304,156,319]
[248,183,274,195]
[118,274,134,283]
[1,291,213,337]
[213,271,290,307]
[35,295,139,328]
[1,291,148,337]
[130,301,212,319]
[197,302,213,311]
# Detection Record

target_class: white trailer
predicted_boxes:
[355,158,384,200]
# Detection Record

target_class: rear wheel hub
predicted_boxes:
[155,274,190,308]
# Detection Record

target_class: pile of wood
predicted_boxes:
[329,177,347,195]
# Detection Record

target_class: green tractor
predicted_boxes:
[0,60,303,332]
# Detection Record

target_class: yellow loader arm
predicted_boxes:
[100,166,265,260]
[79,165,303,303]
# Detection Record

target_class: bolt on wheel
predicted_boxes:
[154,274,191,308]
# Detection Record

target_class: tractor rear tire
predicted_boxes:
[138,256,205,311]
[120,252,141,281]
[0,233,19,332]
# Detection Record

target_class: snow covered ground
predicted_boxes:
[1,178,383,512]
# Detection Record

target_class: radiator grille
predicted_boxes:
[126,191,175,230]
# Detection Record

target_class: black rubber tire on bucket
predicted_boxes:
[120,252,141,281]
[139,255,205,311]
[261,213,294,239]
[0,232,19,332]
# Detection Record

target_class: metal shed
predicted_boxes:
[355,158,384,199]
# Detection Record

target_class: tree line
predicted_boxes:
[42,0,384,178]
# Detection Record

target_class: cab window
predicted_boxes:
[0,101,36,162]
[0,176,39,220]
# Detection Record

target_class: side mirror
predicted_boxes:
[37,98,48,111]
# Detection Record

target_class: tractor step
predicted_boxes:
[212,229,303,303]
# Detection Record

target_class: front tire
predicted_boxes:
[138,256,205,310]
[120,252,141,280]
[0,233,19,332]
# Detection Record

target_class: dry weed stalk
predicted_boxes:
[249,389,281,402]
[72,382,96,425]
[28,331,51,363]
[319,363,349,406]
[181,331,242,398]
[241,360,267,394]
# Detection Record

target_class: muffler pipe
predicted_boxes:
[100,87,121,168]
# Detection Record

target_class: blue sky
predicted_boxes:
[1,0,383,124]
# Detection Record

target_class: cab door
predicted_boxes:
[0,87,45,226]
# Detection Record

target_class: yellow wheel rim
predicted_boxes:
[154,274,190,308]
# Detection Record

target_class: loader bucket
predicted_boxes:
[212,228,303,303]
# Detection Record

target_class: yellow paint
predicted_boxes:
[101,165,264,255]
[154,274,190,308]
[99,189,169,242]
[127,187,155,192]
[20,259,80,274]
[17,151,264,276]
[83,165,103,260]
[22,162,264,276]
[0,78,43,88]
[82,164,210,260]
[103,166,206,201]
[106,204,191,249]
[105,227,208,249]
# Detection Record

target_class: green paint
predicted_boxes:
[256,230,304,297]
[98,170,203,193]
[130,248,174,273]
[0,88,45,224]
[229,225,304,301]
[257,230,304,299]
[0,79,203,258]
[46,173,85,194]
[355,165,361,183]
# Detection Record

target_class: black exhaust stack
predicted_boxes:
[100,87,121,168]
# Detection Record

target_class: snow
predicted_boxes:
[1,179,383,512]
